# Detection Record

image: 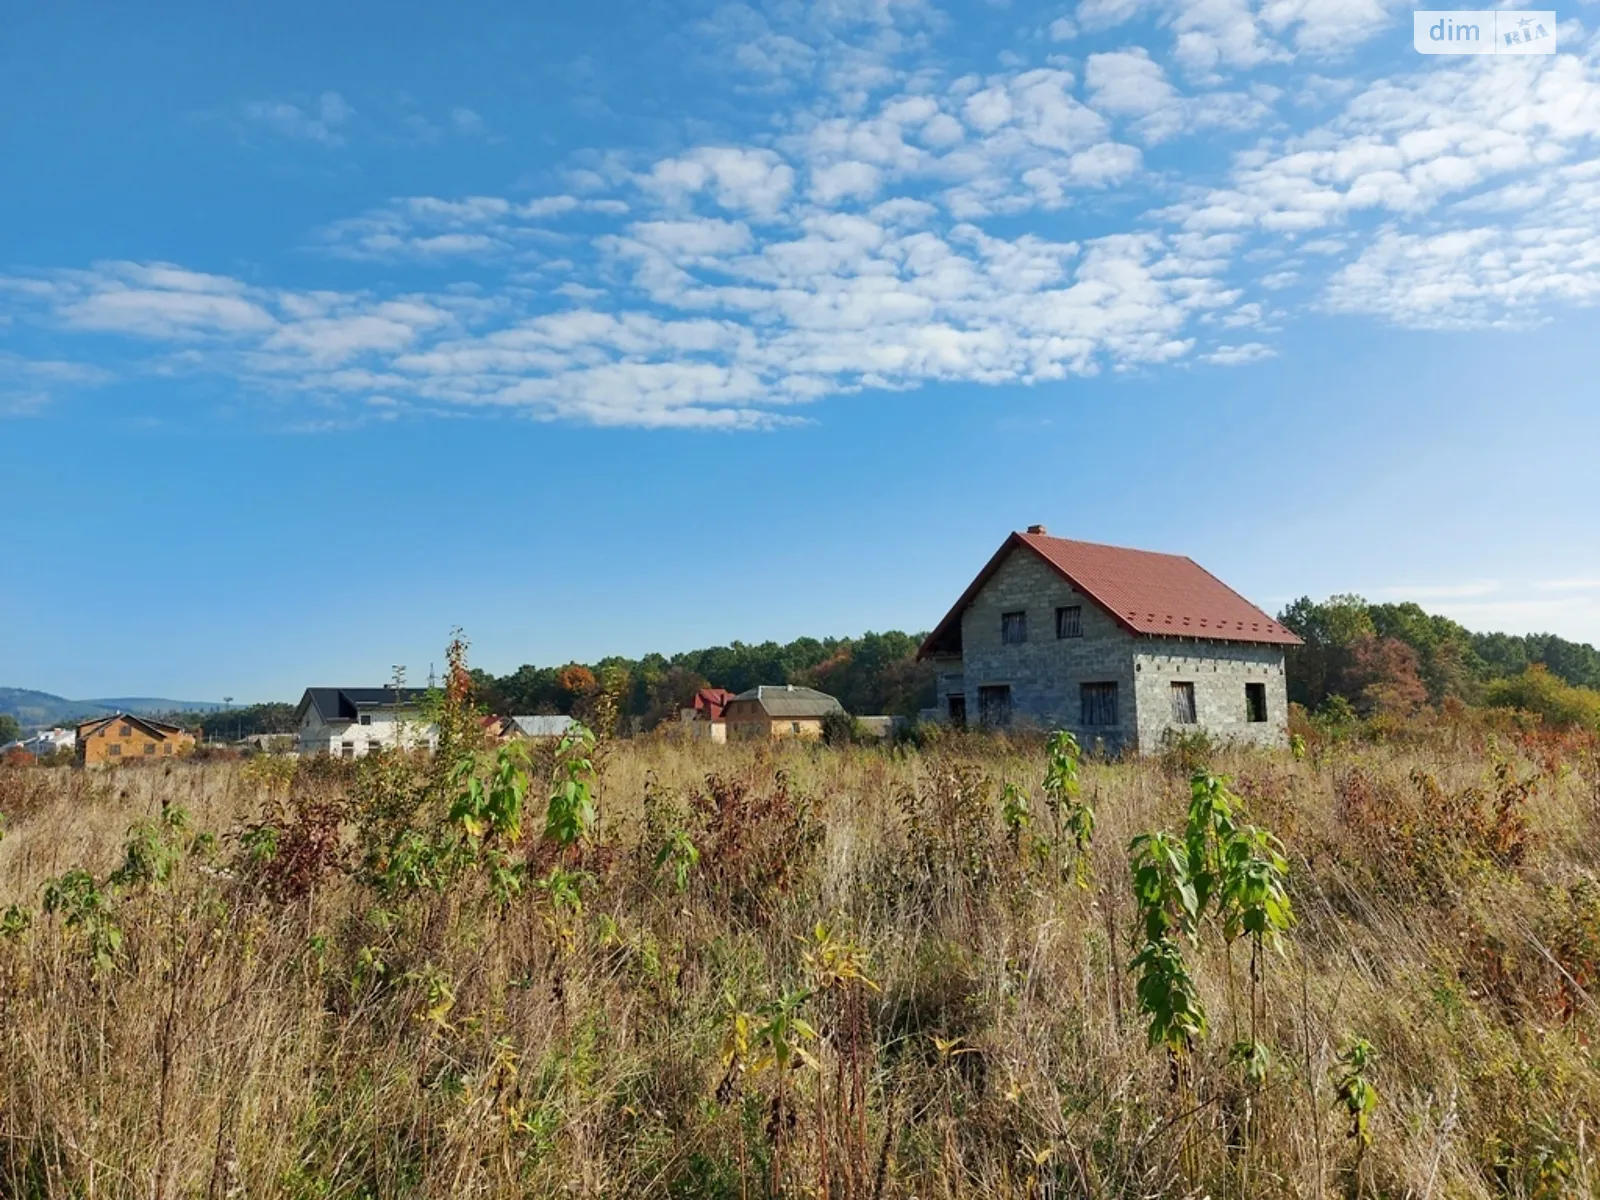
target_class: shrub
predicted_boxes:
[1485,665,1600,731]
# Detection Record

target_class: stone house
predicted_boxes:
[76,714,196,765]
[294,687,437,758]
[723,685,844,740]
[918,527,1301,752]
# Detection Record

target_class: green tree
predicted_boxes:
[1279,594,1375,709]
[0,714,20,745]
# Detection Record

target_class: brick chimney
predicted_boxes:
[1026,524,1048,535]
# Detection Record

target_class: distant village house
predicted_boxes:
[679,687,734,743]
[919,528,1300,752]
[504,715,578,741]
[77,714,196,765]
[723,685,844,740]
[295,687,437,758]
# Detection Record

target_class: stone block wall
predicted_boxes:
[1132,641,1289,751]
[957,549,1137,750]
[935,545,1293,755]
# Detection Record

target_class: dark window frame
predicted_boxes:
[1079,681,1119,727]
[947,693,967,728]
[359,714,373,726]
[1170,681,1198,725]
[1056,605,1083,639]
[1246,682,1268,723]
[1001,610,1028,645]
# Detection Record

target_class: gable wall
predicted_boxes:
[957,547,1138,747]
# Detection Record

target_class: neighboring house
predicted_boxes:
[294,687,436,758]
[918,527,1301,753]
[855,715,906,740]
[8,728,76,758]
[506,715,578,741]
[679,687,734,743]
[77,714,196,765]
[723,685,844,740]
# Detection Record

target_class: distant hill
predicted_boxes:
[0,689,225,730]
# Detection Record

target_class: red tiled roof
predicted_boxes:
[692,688,735,721]
[919,531,1301,657]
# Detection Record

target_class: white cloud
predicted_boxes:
[810,160,883,203]
[1200,341,1274,364]
[1075,0,1153,31]
[641,147,796,218]
[242,92,353,147]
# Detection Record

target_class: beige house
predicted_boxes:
[723,685,844,740]
[76,714,196,765]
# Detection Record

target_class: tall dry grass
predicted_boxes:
[1,724,1598,1199]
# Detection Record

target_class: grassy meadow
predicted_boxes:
[2,714,1599,1199]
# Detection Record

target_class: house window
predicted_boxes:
[162,744,172,755]
[109,744,122,756]
[1080,682,1119,727]
[1170,682,1197,725]
[1246,683,1268,723]
[359,715,372,726]
[947,694,966,728]
[340,741,355,759]
[368,741,382,756]
[1056,605,1083,639]
[144,743,156,755]
[978,685,1012,727]
[120,724,132,737]
[1001,611,1028,645]
[791,722,801,734]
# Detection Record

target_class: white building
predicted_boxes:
[294,687,437,758]
[2,727,76,757]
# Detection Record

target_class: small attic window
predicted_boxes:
[1056,606,1082,638]
[1001,611,1027,644]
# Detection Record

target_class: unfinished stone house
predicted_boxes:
[918,528,1301,753]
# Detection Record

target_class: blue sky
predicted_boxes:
[3,0,1598,702]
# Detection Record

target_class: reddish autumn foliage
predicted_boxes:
[557,664,598,698]
[1343,635,1429,716]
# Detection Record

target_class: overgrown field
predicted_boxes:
[2,716,1599,1198]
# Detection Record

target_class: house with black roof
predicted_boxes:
[294,686,436,758]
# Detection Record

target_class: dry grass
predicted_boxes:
[2,726,1599,1199]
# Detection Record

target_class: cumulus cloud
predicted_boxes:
[10,0,1600,429]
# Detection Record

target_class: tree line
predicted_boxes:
[146,601,1600,740]
[469,630,937,727]
[1279,595,1600,727]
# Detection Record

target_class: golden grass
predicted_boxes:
[1,728,1598,1198]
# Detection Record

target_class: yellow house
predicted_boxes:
[723,685,844,740]
[76,714,196,765]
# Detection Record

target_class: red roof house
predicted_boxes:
[919,526,1299,752]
